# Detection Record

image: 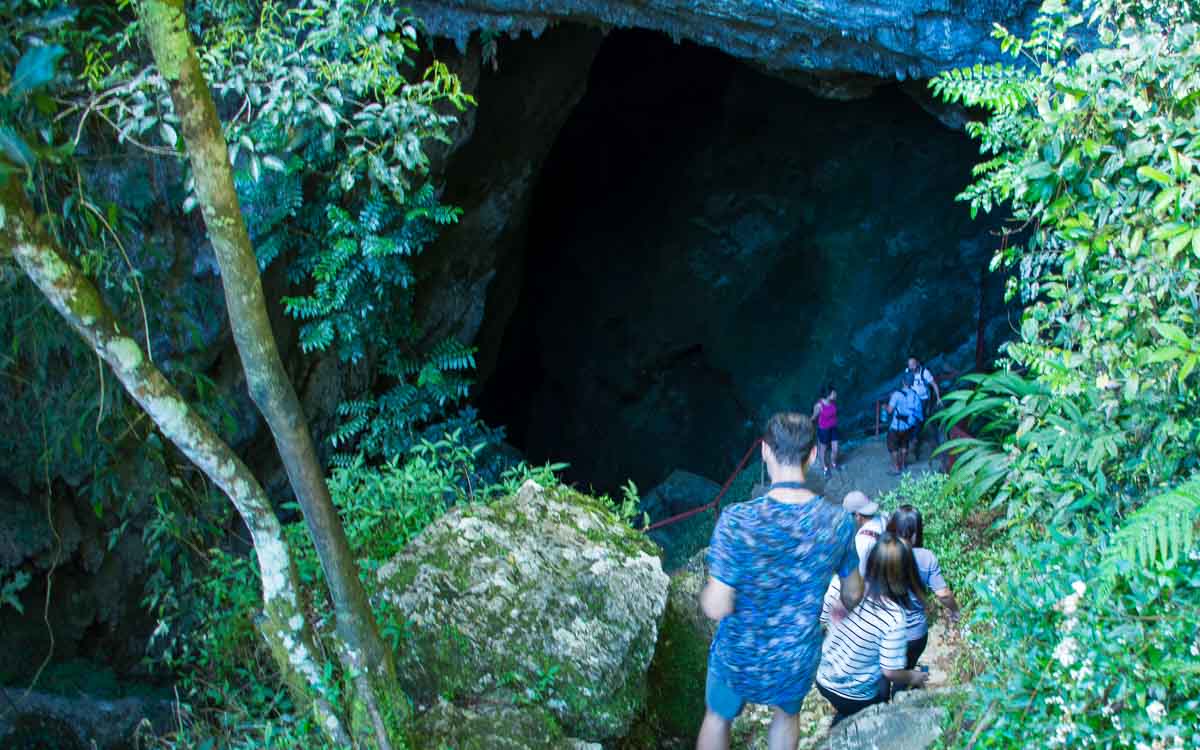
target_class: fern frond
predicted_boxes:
[1099,479,1200,585]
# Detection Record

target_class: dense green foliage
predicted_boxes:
[932,0,1200,745]
[877,473,1000,599]
[149,436,565,749]
[180,0,480,462]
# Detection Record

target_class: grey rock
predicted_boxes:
[0,688,173,750]
[378,479,669,741]
[640,470,722,521]
[409,699,581,749]
[410,0,1039,81]
[827,689,951,749]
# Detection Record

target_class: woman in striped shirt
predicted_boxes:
[816,533,930,725]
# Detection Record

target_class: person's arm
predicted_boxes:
[703,511,739,622]
[882,667,930,688]
[923,553,958,623]
[927,370,942,403]
[935,587,961,623]
[839,569,864,611]
[821,576,840,627]
[812,400,823,421]
[880,615,928,687]
[700,577,735,621]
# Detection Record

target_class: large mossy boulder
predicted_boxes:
[409,700,601,750]
[644,548,715,738]
[378,480,669,742]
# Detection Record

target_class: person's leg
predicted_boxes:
[696,711,731,750]
[767,707,799,750]
[817,440,827,472]
[831,439,839,469]
[906,633,929,669]
[698,668,742,750]
[817,682,876,727]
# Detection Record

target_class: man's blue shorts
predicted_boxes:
[705,668,804,720]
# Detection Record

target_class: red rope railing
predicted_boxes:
[642,438,762,533]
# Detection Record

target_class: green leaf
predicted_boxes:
[10,44,67,97]
[1024,161,1054,179]
[1136,166,1172,187]
[159,122,178,149]
[1168,229,1193,259]
[0,127,35,169]
[1145,346,1185,364]
[318,102,338,128]
[1155,322,1191,348]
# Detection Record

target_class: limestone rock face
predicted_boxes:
[378,480,670,742]
[827,689,952,749]
[410,0,1038,82]
[409,700,601,750]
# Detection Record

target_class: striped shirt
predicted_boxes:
[816,595,907,701]
[707,496,857,708]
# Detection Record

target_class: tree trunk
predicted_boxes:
[0,180,351,746]
[133,1,402,745]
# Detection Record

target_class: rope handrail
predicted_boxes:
[641,438,762,533]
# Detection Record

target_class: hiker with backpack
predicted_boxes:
[821,491,885,627]
[883,373,922,475]
[810,384,839,478]
[906,357,941,458]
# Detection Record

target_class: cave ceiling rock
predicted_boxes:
[411,0,1040,86]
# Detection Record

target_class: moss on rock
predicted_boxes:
[378,480,669,742]
[643,548,716,740]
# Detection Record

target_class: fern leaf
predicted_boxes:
[1098,479,1200,586]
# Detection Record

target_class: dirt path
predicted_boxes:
[805,429,944,502]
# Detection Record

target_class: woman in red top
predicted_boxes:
[811,384,839,477]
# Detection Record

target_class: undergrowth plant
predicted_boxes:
[931,0,1200,745]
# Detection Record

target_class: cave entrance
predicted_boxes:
[477,29,1003,496]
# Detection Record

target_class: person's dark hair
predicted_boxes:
[901,371,915,388]
[865,532,926,610]
[820,383,836,399]
[887,504,924,548]
[763,412,815,467]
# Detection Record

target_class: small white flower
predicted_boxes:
[1146,700,1166,723]
[1136,743,1151,750]
[1071,580,1086,596]
[1053,636,1079,667]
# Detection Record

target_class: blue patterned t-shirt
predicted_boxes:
[707,495,858,706]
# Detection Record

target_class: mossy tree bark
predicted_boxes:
[0,180,351,746]
[132,1,402,746]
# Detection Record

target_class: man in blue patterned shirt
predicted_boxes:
[697,412,864,750]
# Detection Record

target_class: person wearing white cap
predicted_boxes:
[843,491,884,577]
[821,491,885,628]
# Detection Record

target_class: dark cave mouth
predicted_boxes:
[477,29,1006,496]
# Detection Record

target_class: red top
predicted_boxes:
[818,400,838,429]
